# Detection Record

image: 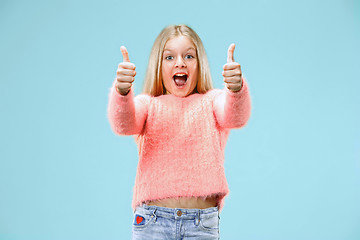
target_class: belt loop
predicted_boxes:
[152,208,157,222]
[197,210,200,225]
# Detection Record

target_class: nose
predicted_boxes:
[175,57,186,68]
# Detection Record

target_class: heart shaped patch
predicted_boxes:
[136,215,144,225]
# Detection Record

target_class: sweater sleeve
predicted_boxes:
[107,79,150,135]
[213,77,251,129]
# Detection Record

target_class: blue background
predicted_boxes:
[1,0,359,239]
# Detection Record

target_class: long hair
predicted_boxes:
[143,24,213,96]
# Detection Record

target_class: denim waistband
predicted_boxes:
[136,203,219,220]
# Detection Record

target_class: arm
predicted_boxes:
[107,80,150,135]
[213,77,251,129]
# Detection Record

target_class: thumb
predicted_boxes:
[120,46,130,62]
[227,43,235,63]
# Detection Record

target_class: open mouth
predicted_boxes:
[173,73,188,87]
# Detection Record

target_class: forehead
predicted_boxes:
[163,35,196,51]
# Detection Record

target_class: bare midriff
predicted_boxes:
[147,195,219,209]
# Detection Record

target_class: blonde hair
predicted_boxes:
[143,24,213,96]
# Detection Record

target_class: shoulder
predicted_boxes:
[204,88,225,100]
[134,92,152,104]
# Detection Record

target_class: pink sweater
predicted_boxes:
[107,78,251,213]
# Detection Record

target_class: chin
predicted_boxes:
[165,81,196,97]
[173,91,189,97]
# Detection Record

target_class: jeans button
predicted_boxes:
[177,210,182,216]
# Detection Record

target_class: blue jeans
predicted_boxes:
[132,203,220,240]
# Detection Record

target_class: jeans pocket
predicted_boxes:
[132,208,155,230]
[198,212,219,231]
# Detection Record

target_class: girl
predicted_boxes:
[107,24,251,239]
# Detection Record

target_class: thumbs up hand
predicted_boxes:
[115,46,136,95]
[222,43,243,92]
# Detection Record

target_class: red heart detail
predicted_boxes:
[136,216,143,224]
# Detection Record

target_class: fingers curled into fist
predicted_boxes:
[222,43,243,92]
[116,46,136,95]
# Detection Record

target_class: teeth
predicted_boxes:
[174,73,187,77]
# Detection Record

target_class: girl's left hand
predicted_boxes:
[222,43,243,92]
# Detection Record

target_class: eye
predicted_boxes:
[165,56,173,60]
[185,54,194,59]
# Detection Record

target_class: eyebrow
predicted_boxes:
[163,47,196,52]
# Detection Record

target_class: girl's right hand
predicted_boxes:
[116,46,136,95]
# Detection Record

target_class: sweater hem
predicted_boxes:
[132,191,229,213]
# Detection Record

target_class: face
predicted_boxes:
[161,35,198,97]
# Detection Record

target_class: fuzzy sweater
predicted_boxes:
[107,78,251,213]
